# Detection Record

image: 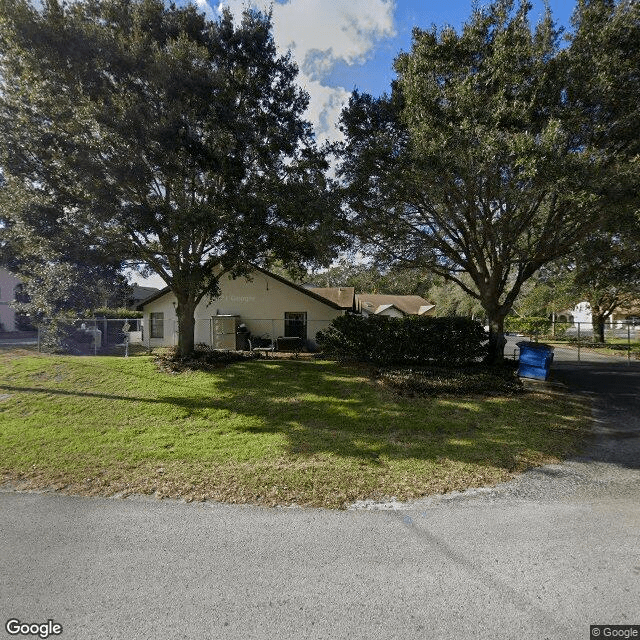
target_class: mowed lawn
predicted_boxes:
[0,349,590,508]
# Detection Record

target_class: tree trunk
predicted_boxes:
[592,313,606,344]
[485,313,507,365]
[176,296,197,357]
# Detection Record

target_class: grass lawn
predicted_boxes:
[0,348,591,508]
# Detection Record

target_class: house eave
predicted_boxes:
[136,264,347,312]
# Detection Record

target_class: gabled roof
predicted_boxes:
[356,294,435,316]
[132,285,160,299]
[307,287,355,309]
[130,285,160,307]
[136,265,347,311]
[372,303,401,315]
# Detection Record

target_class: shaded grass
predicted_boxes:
[376,363,523,397]
[0,349,591,508]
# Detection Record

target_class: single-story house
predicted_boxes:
[355,294,435,318]
[0,267,21,332]
[137,266,355,350]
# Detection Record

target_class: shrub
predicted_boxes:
[155,345,260,372]
[505,316,552,336]
[84,308,143,319]
[316,314,487,366]
[377,363,523,397]
[38,319,94,354]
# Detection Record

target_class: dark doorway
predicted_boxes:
[284,312,307,341]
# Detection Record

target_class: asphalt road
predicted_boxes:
[2,348,639,640]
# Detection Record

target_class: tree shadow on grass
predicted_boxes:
[0,359,598,473]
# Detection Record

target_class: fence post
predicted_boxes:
[37,324,40,353]
[628,324,631,365]
[577,322,581,362]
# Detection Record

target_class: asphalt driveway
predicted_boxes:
[1,349,639,640]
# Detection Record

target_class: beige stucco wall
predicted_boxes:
[377,306,404,318]
[0,268,21,332]
[141,270,345,348]
[362,306,404,318]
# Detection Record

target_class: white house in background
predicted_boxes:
[556,301,640,327]
[0,267,21,332]
[355,294,436,318]
[137,266,355,350]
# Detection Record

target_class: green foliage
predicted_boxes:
[425,277,484,318]
[155,345,260,373]
[38,319,94,354]
[568,0,640,160]
[505,316,552,336]
[512,269,577,319]
[0,0,343,356]
[310,258,436,297]
[84,308,143,319]
[7,261,131,322]
[377,363,522,397]
[316,314,487,365]
[338,0,635,363]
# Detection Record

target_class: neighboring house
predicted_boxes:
[557,301,640,327]
[137,266,355,349]
[355,294,435,318]
[0,267,21,332]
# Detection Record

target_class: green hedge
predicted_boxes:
[316,314,487,365]
[505,316,552,335]
[82,308,143,319]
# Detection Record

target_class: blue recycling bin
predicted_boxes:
[517,341,554,380]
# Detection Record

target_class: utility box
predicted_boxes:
[212,315,240,349]
[517,341,554,380]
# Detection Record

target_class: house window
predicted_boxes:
[150,312,164,338]
[284,312,307,341]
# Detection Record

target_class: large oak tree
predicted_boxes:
[338,0,637,363]
[0,0,342,355]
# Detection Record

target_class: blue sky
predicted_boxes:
[209,0,578,142]
[324,0,577,98]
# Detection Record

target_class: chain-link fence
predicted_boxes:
[138,315,338,353]
[38,318,143,356]
[505,320,640,362]
[38,315,639,361]
[187,317,333,352]
[37,315,336,355]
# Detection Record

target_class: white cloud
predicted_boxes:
[195,0,217,19]
[214,0,396,141]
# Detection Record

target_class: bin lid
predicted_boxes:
[516,341,554,351]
